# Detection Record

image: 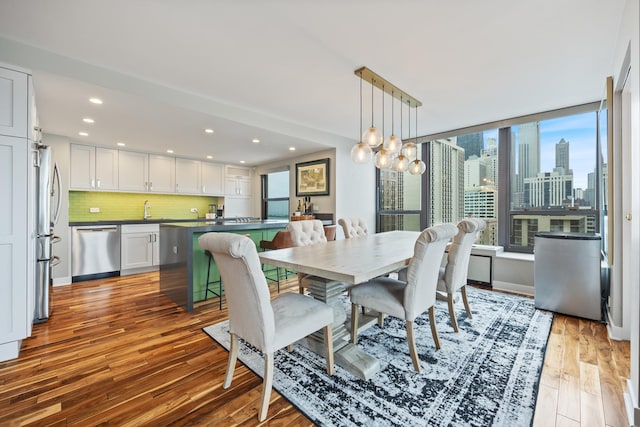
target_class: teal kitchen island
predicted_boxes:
[159,220,289,312]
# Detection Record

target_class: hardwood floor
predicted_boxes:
[0,273,629,426]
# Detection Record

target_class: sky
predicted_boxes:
[482,111,604,189]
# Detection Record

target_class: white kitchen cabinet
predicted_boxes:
[175,158,201,194]
[225,165,252,196]
[0,66,28,138]
[149,154,175,193]
[69,144,118,190]
[0,63,32,362]
[120,224,159,274]
[118,151,175,193]
[118,150,149,192]
[0,135,29,361]
[201,162,223,195]
[224,197,253,218]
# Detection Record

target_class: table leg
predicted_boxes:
[300,276,380,380]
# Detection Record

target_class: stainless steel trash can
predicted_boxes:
[534,232,602,320]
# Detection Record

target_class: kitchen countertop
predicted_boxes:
[69,218,257,226]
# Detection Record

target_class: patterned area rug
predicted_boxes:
[203,287,553,426]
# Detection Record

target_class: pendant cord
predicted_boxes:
[359,72,363,140]
[370,77,374,127]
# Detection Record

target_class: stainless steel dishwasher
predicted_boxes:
[71,225,121,280]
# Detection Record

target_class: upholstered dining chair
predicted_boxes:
[198,232,334,422]
[338,217,369,239]
[287,220,330,294]
[349,223,458,373]
[437,218,487,332]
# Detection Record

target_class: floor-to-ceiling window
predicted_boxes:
[261,170,289,219]
[375,103,606,254]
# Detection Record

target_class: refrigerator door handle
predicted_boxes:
[52,162,62,226]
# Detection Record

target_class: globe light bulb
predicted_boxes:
[375,149,392,169]
[393,154,409,172]
[362,126,383,147]
[350,142,373,163]
[409,159,426,175]
[401,142,417,159]
[385,134,402,154]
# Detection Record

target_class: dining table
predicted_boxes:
[258,230,421,380]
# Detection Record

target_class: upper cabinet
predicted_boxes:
[225,165,252,197]
[69,143,227,196]
[175,158,201,194]
[118,151,175,193]
[118,150,148,192]
[201,162,224,195]
[149,154,175,193]
[0,66,29,138]
[69,144,118,191]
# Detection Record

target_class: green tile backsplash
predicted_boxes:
[69,191,220,222]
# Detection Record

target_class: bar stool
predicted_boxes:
[204,233,252,309]
[259,230,294,292]
[204,249,223,309]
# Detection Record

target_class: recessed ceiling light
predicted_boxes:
[82,117,95,124]
[89,97,103,105]
[204,128,214,134]
[206,155,213,159]
[78,132,89,136]
[167,149,174,154]
[117,142,126,147]
[240,160,246,164]
[252,139,260,143]
[289,147,296,151]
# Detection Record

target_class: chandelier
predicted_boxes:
[351,66,425,174]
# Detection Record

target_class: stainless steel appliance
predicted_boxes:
[34,144,62,323]
[71,225,121,278]
[534,232,602,320]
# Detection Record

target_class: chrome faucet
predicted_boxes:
[143,200,151,219]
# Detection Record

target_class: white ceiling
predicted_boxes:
[0,0,627,166]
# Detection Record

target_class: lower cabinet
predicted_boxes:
[121,224,159,275]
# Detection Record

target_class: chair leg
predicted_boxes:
[461,285,472,319]
[287,344,294,352]
[223,333,239,388]
[259,352,274,422]
[377,312,384,327]
[406,320,421,373]
[429,306,441,350]
[323,325,334,375]
[350,303,359,344]
[447,293,459,332]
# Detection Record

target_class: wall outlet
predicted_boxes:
[190,208,198,213]
[90,207,100,213]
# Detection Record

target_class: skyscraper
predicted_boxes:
[518,122,540,180]
[457,132,484,160]
[430,139,465,224]
[555,138,570,174]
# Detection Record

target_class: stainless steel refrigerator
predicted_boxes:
[33,144,61,323]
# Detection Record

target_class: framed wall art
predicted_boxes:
[296,158,330,196]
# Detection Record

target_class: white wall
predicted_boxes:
[611,0,640,424]
[255,148,337,214]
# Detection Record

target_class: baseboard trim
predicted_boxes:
[605,306,630,340]
[492,280,534,297]
[52,276,72,287]
[624,379,640,427]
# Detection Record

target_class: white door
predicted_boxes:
[95,147,118,190]
[201,162,223,195]
[0,136,29,347]
[148,155,175,193]
[69,144,96,190]
[121,233,153,270]
[0,67,28,138]
[175,158,200,194]
[118,151,148,192]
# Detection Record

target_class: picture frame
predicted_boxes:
[296,158,330,196]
